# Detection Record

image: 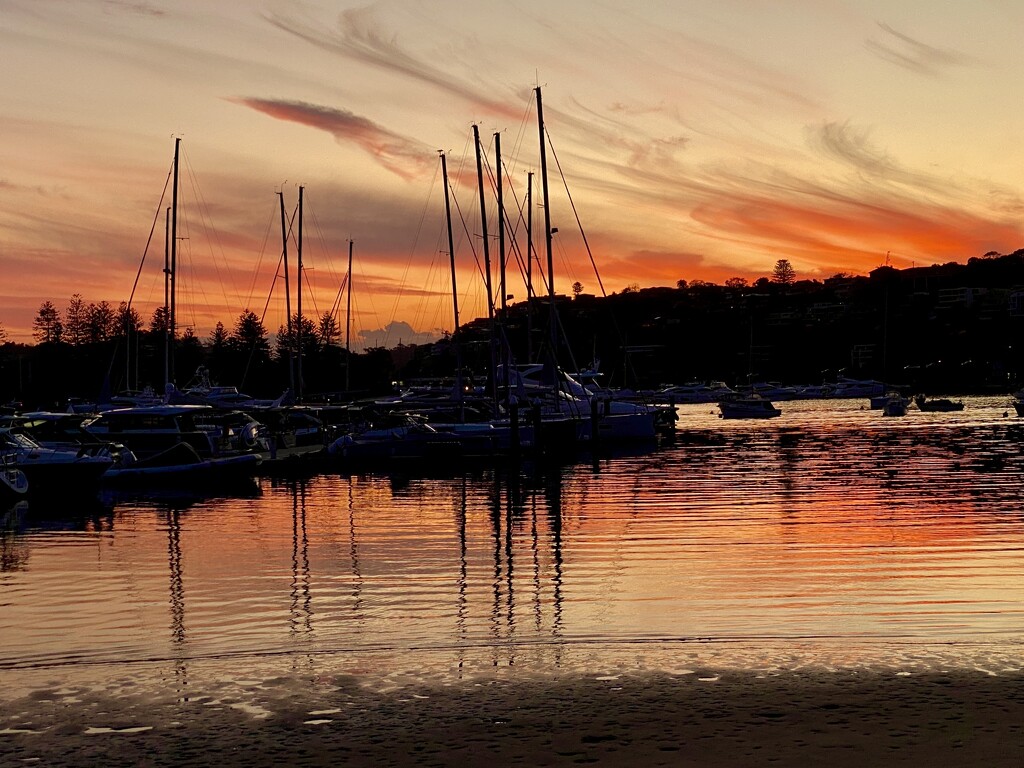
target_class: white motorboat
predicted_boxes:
[1,454,29,500]
[881,393,909,417]
[657,381,736,404]
[718,395,781,419]
[832,377,887,398]
[0,428,114,492]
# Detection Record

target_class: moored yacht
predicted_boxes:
[717,395,781,419]
[656,381,736,404]
[832,376,887,398]
[81,404,263,482]
[1,454,29,501]
[0,428,114,492]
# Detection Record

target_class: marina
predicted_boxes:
[2,395,1024,763]
[3,396,1023,673]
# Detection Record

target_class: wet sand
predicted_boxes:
[2,669,1022,767]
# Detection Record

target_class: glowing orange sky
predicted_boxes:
[2,1,1022,347]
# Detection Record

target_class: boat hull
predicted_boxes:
[718,399,781,419]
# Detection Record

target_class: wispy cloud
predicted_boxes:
[809,121,951,196]
[263,7,521,119]
[866,23,978,76]
[101,1,165,17]
[233,98,434,180]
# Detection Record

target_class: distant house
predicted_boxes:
[1009,290,1024,318]
[936,287,978,309]
[850,344,876,368]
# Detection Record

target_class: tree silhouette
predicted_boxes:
[86,301,115,342]
[318,312,340,347]
[150,306,170,334]
[33,301,63,344]
[115,302,143,337]
[772,259,796,285]
[65,294,87,346]
[209,321,228,349]
[231,310,269,356]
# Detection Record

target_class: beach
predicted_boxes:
[2,668,1021,767]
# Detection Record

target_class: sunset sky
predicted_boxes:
[2,0,1023,348]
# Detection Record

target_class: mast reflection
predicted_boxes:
[289,480,313,639]
[477,462,566,666]
[348,479,363,615]
[166,506,187,697]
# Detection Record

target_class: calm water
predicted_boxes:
[2,396,1023,702]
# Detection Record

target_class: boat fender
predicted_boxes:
[242,423,260,449]
[327,434,355,455]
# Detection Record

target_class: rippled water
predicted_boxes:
[2,396,1023,699]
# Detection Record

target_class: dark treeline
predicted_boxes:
[404,250,1024,395]
[4,250,1024,408]
[0,298,396,409]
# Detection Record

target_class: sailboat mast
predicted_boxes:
[473,124,498,409]
[526,171,534,363]
[472,124,495,322]
[278,191,295,395]
[345,239,353,392]
[169,137,180,385]
[494,131,509,396]
[440,153,460,335]
[297,185,304,404]
[536,86,558,377]
[163,205,171,389]
[495,132,507,314]
[441,151,464,405]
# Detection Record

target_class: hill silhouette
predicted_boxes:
[4,249,1024,408]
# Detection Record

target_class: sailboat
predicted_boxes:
[514,86,660,444]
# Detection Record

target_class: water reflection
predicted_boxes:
[0,501,30,572]
[289,480,312,639]
[3,399,1024,683]
[166,507,188,698]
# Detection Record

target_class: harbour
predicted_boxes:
[4,397,1023,673]
[3,396,1024,763]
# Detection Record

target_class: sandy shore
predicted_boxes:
[2,668,1022,767]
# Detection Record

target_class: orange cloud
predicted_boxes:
[234,98,434,181]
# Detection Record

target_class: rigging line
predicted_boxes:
[449,134,488,321]
[382,160,440,349]
[126,159,174,310]
[107,160,171,386]
[506,93,536,177]
[239,249,284,388]
[449,184,485,297]
[298,193,328,318]
[493,159,533,298]
[483,136,539,309]
[328,234,353,322]
[302,266,321,321]
[180,146,240,315]
[497,93,537,253]
[545,125,607,298]
[303,194,343,289]
[329,270,349,319]
[272,200,299,331]
[246,201,277,312]
[433,208,456,334]
[179,239,203,334]
[543,126,635,385]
